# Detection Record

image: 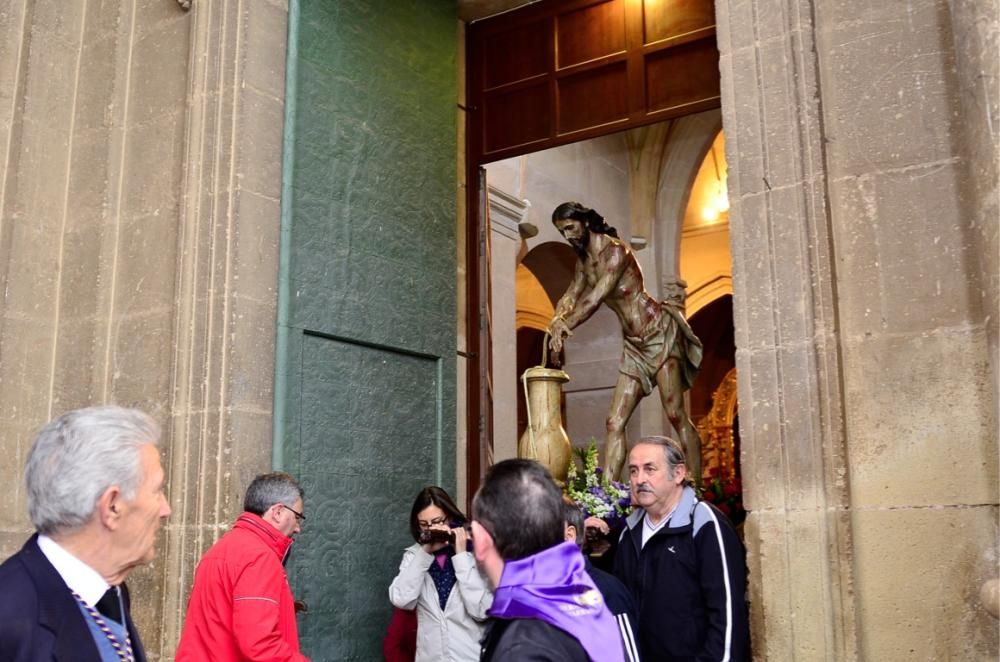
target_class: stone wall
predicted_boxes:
[716,0,999,658]
[0,1,288,658]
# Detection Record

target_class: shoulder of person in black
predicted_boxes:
[584,519,623,573]
[481,618,590,662]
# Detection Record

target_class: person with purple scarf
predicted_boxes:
[471,459,627,662]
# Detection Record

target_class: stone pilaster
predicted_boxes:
[715,0,859,658]
[488,185,530,461]
[0,1,287,658]
[158,0,287,657]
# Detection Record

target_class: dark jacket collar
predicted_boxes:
[19,534,147,662]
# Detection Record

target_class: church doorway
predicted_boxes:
[465,0,725,494]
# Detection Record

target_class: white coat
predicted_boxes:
[389,544,493,662]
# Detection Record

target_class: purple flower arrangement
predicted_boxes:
[564,441,632,527]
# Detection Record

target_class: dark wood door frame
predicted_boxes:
[464,0,721,500]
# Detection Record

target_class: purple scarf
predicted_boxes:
[489,542,626,662]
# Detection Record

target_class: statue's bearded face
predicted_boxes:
[554,217,589,256]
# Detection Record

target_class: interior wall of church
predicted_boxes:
[485,135,637,451]
[0,1,289,658]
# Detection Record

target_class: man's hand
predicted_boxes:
[547,316,572,366]
[583,516,609,536]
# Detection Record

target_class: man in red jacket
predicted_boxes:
[176,472,309,661]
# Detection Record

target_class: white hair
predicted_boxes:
[25,405,161,536]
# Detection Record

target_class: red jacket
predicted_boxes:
[176,513,308,661]
[382,607,417,662]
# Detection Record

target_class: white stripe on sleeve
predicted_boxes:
[617,612,640,662]
[701,503,733,662]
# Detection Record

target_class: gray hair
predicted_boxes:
[243,472,304,515]
[635,435,695,488]
[25,406,161,536]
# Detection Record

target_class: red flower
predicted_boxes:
[723,482,740,498]
[702,489,715,503]
[716,502,732,517]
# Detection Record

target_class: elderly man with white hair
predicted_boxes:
[0,405,172,662]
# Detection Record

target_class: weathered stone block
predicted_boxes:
[237,88,285,200]
[731,192,776,351]
[232,188,281,303]
[50,316,101,412]
[843,328,996,508]
[122,113,185,221]
[244,0,288,100]
[115,212,179,315]
[0,317,55,448]
[74,34,119,132]
[107,309,174,418]
[852,506,999,660]
[726,48,764,197]
[817,0,960,175]
[831,163,978,335]
[65,129,114,229]
[226,296,277,411]
[768,186,811,344]
[725,0,754,53]
[2,219,60,317]
[128,17,190,128]
[224,408,274,503]
[757,37,802,189]
[0,3,28,113]
[737,347,782,512]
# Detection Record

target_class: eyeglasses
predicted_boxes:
[418,516,448,530]
[283,504,306,522]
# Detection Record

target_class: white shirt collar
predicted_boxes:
[37,534,111,607]
[641,502,679,548]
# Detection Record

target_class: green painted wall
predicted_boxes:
[276,2,457,659]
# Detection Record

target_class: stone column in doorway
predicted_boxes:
[715,0,859,658]
[488,185,530,462]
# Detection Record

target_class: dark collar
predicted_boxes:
[20,534,146,662]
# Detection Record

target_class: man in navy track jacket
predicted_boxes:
[614,436,749,661]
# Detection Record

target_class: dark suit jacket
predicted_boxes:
[0,534,147,662]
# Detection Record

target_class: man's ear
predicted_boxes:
[97,486,123,529]
[674,462,688,485]
[470,521,492,562]
[262,503,279,525]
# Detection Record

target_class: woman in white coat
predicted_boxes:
[389,486,493,662]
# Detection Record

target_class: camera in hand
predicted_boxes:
[418,528,454,545]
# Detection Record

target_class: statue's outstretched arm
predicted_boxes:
[560,244,626,329]
[548,264,587,360]
[553,263,586,320]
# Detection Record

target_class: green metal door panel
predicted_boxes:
[277,0,458,659]
[287,333,446,659]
